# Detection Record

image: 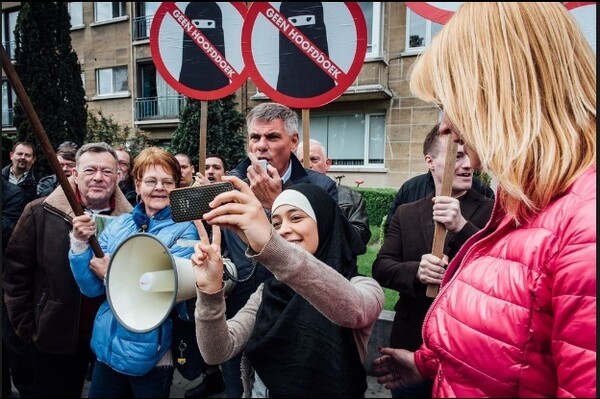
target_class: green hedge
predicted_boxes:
[355,187,397,227]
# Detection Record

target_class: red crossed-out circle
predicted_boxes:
[563,2,596,10]
[404,2,461,25]
[150,2,248,100]
[242,2,367,109]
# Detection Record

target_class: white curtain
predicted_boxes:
[156,74,179,116]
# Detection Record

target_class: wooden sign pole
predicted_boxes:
[199,100,208,175]
[425,137,458,298]
[302,109,310,166]
[1,46,103,257]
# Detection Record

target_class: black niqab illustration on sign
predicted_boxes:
[179,2,229,91]
[276,2,336,98]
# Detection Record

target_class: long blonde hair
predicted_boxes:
[410,2,596,224]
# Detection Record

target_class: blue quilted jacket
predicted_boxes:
[69,205,198,376]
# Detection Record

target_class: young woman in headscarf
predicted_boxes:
[191,175,384,398]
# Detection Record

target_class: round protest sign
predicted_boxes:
[150,2,249,100]
[404,2,463,25]
[242,2,367,109]
[564,2,596,52]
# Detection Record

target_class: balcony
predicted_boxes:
[2,108,14,128]
[135,95,185,121]
[132,15,154,41]
[2,40,16,59]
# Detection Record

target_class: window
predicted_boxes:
[96,66,128,96]
[69,2,84,28]
[359,2,382,58]
[94,2,126,23]
[2,79,15,127]
[136,62,182,119]
[405,8,443,52]
[302,113,385,167]
[2,9,19,59]
[133,2,161,40]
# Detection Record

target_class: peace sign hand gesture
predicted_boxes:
[191,220,224,293]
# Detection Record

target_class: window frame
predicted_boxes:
[95,66,129,97]
[360,2,383,59]
[2,78,16,127]
[68,2,84,29]
[2,9,19,59]
[301,112,386,170]
[94,2,127,24]
[404,8,443,54]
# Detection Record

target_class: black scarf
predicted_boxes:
[245,183,367,397]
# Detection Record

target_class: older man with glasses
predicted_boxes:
[3,142,132,398]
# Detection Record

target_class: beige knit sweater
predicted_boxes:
[194,230,384,396]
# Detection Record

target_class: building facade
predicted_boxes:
[3,2,445,189]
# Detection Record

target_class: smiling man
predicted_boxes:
[3,142,132,398]
[371,124,494,398]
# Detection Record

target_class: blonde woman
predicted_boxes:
[372,3,596,398]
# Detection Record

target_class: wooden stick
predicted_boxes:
[302,109,310,166]
[1,46,103,257]
[199,100,208,173]
[425,137,458,298]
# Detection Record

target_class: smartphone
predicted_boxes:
[169,181,234,222]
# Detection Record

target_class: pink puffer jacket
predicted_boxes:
[415,166,596,398]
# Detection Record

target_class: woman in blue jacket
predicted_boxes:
[69,147,198,397]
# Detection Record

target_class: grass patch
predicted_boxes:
[357,226,398,311]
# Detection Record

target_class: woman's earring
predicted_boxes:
[136,194,142,204]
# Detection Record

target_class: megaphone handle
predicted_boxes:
[224,259,258,284]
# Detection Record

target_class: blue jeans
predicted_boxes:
[221,352,244,398]
[88,360,174,398]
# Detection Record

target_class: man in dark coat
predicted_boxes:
[3,142,132,398]
[2,180,33,398]
[2,141,38,206]
[383,125,495,236]
[372,126,494,398]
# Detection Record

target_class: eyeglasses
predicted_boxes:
[82,167,117,177]
[142,178,176,189]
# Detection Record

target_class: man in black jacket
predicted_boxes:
[372,126,494,398]
[114,145,137,206]
[36,141,78,198]
[383,134,495,235]
[2,180,33,398]
[2,141,38,206]
[219,103,337,398]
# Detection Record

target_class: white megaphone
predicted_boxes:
[106,233,237,333]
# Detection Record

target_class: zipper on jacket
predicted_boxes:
[35,291,48,318]
[43,204,72,224]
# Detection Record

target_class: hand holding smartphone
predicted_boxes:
[169,181,234,222]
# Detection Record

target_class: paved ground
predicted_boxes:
[8,365,390,398]
[77,367,391,398]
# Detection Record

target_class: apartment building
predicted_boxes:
[2,2,447,189]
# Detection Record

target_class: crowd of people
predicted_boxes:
[2,3,596,398]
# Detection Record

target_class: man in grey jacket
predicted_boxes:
[297,139,371,255]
